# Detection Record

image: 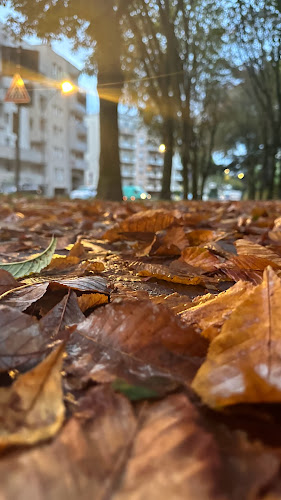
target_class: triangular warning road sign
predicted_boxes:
[4,73,31,104]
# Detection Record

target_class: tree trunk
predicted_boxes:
[161,117,174,200]
[267,148,277,199]
[181,152,189,199]
[97,96,122,200]
[247,159,256,199]
[95,8,123,200]
[191,144,198,200]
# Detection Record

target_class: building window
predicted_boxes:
[40,119,46,131]
[55,168,64,182]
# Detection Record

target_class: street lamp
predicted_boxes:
[238,173,245,179]
[61,80,75,94]
[224,168,230,175]
[159,144,166,154]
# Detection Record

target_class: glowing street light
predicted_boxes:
[61,80,75,94]
[238,172,245,179]
[159,144,166,154]
[224,168,230,175]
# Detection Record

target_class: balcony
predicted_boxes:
[146,183,161,192]
[120,157,135,165]
[120,127,135,137]
[148,157,163,167]
[122,169,134,178]
[71,100,86,117]
[76,122,87,137]
[71,158,87,171]
[148,143,160,153]
[147,170,162,180]
[71,140,87,154]
[119,141,136,151]
[0,145,44,164]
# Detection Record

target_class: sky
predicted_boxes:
[0,4,99,113]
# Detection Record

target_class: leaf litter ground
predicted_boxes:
[2,197,281,498]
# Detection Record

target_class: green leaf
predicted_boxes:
[111,378,159,401]
[0,237,57,278]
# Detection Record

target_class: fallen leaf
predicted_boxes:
[0,305,47,372]
[0,346,65,448]
[0,269,20,295]
[77,292,109,312]
[114,394,226,500]
[133,262,205,286]
[0,276,109,311]
[0,386,137,499]
[46,255,80,272]
[102,209,176,242]
[187,229,224,246]
[0,282,50,312]
[67,300,208,386]
[149,226,188,256]
[179,247,221,272]
[39,290,85,337]
[236,239,281,267]
[180,280,254,341]
[192,267,281,407]
[0,236,57,278]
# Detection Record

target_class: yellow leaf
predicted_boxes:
[0,346,65,449]
[192,267,281,408]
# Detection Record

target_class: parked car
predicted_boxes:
[122,185,151,201]
[70,186,97,200]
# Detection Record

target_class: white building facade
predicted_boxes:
[0,24,87,196]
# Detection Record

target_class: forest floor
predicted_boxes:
[1,196,281,499]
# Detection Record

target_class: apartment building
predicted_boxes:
[86,110,182,197]
[0,24,87,196]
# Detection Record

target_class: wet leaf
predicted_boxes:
[0,346,65,449]
[192,267,281,407]
[0,236,57,278]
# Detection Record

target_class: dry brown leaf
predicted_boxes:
[77,292,109,312]
[46,255,80,271]
[236,239,281,266]
[68,239,87,259]
[0,346,65,449]
[149,226,188,256]
[180,280,254,341]
[68,300,208,385]
[0,305,46,372]
[187,229,225,246]
[0,269,19,295]
[0,386,137,500]
[150,292,192,314]
[179,246,221,272]
[133,262,205,286]
[192,267,281,408]
[102,209,176,242]
[114,394,226,500]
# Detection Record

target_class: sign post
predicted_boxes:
[4,74,31,191]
